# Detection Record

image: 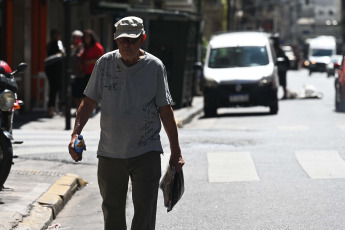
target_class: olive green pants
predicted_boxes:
[97,152,161,230]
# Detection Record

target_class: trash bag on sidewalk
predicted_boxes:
[159,165,184,212]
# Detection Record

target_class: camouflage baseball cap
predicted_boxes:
[114,16,145,40]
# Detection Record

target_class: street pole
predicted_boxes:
[227,0,231,31]
[342,0,345,55]
[64,1,71,130]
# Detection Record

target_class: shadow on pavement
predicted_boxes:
[200,111,272,119]
[13,112,49,129]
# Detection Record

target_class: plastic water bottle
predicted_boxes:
[74,135,85,154]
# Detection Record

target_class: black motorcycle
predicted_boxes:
[0,62,27,190]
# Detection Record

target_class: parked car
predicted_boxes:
[335,56,345,112]
[202,31,279,117]
[326,54,342,77]
[282,45,298,70]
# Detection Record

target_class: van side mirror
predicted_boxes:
[194,61,203,70]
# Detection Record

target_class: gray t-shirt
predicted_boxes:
[84,50,173,159]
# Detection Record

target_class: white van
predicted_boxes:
[203,31,279,116]
[306,36,336,74]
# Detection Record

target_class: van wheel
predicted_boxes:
[269,100,279,114]
[204,107,217,117]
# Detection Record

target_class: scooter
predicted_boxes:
[0,61,27,190]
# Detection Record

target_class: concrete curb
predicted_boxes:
[14,174,87,230]
[176,106,203,128]
[175,97,203,128]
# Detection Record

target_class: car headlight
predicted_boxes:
[259,76,273,86]
[203,77,218,88]
[0,90,15,111]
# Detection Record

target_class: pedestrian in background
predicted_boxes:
[68,16,185,230]
[272,34,290,99]
[70,30,84,110]
[44,29,65,118]
[72,29,104,111]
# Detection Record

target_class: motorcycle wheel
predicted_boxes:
[0,135,13,190]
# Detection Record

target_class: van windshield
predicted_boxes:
[208,46,269,68]
[311,49,333,57]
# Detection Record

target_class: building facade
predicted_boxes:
[0,0,202,112]
[1,0,342,113]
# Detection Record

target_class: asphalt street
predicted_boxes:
[3,69,345,229]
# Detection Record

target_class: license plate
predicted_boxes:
[229,94,249,103]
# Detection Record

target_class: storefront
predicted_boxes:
[1,0,202,112]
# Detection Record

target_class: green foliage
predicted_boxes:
[202,37,208,62]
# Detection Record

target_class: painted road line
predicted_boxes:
[295,150,345,179]
[337,125,345,130]
[12,147,98,156]
[277,125,309,131]
[207,152,260,182]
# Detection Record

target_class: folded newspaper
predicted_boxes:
[159,165,184,212]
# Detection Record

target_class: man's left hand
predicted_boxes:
[169,153,185,172]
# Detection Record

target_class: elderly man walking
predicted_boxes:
[68,16,185,230]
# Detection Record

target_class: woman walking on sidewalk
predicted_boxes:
[72,29,104,111]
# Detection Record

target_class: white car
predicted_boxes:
[326,54,342,77]
[203,31,279,116]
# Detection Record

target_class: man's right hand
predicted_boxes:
[68,97,97,162]
[68,134,83,162]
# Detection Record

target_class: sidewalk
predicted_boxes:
[2,96,203,230]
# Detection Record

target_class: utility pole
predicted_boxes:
[63,0,72,130]
[342,0,345,54]
[227,0,231,31]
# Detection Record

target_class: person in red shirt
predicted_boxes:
[72,29,104,111]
